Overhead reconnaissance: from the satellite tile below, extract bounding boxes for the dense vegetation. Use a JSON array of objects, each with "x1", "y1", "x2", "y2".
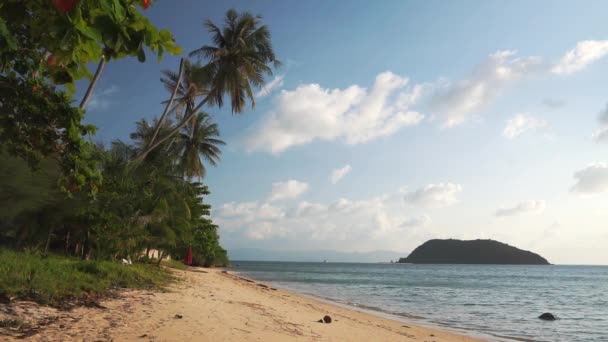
[
  {"x1": 0, "y1": 0, "x2": 279, "y2": 284},
  {"x1": 399, "y1": 239, "x2": 550, "y2": 265}
]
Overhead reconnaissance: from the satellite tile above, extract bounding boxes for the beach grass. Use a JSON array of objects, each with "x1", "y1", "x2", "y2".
[
  {"x1": 0, "y1": 249, "x2": 172, "y2": 306},
  {"x1": 161, "y1": 259, "x2": 188, "y2": 270}
]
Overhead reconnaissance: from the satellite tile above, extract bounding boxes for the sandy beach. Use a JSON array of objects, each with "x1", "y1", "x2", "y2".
[{"x1": 0, "y1": 268, "x2": 483, "y2": 341}]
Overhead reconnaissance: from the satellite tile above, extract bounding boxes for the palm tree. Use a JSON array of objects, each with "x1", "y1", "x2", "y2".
[
  {"x1": 160, "y1": 60, "x2": 209, "y2": 120},
  {"x1": 189, "y1": 8, "x2": 281, "y2": 113},
  {"x1": 175, "y1": 112, "x2": 225, "y2": 180},
  {"x1": 138, "y1": 8, "x2": 279, "y2": 159}
]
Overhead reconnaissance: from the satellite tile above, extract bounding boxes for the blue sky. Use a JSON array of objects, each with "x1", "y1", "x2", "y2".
[{"x1": 83, "y1": 0, "x2": 608, "y2": 264}]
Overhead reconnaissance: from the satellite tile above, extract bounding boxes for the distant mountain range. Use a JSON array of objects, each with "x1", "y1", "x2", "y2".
[{"x1": 228, "y1": 248, "x2": 406, "y2": 263}]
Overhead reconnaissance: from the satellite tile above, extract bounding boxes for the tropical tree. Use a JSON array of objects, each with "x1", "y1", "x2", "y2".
[
  {"x1": 175, "y1": 112, "x2": 225, "y2": 180},
  {"x1": 0, "y1": 0, "x2": 181, "y2": 192},
  {"x1": 138, "y1": 8, "x2": 280, "y2": 159}
]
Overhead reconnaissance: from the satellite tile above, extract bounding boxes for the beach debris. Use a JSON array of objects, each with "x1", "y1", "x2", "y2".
[
  {"x1": 538, "y1": 312, "x2": 556, "y2": 320},
  {"x1": 139, "y1": 334, "x2": 148, "y2": 338},
  {"x1": 174, "y1": 314, "x2": 183, "y2": 319},
  {"x1": 323, "y1": 315, "x2": 332, "y2": 323}
]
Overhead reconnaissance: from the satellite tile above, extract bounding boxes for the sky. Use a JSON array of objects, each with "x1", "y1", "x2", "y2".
[{"x1": 83, "y1": 0, "x2": 608, "y2": 265}]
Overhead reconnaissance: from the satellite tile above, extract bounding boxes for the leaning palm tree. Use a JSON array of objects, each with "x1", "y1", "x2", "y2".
[
  {"x1": 160, "y1": 60, "x2": 209, "y2": 120},
  {"x1": 138, "y1": 8, "x2": 279, "y2": 159},
  {"x1": 174, "y1": 112, "x2": 225, "y2": 180}
]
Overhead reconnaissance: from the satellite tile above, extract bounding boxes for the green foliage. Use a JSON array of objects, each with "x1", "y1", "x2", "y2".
[
  {"x1": 0, "y1": 0, "x2": 181, "y2": 192},
  {"x1": 0, "y1": 249, "x2": 170, "y2": 305},
  {"x1": 0, "y1": 0, "x2": 181, "y2": 90},
  {"x1": 0, "y1": 77, "x2": 102, "y2": 193}
]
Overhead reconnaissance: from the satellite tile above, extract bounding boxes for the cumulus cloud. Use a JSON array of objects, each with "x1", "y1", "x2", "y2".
[
  {"x1": 552, "y1": 40, "x2": 608, "y2": 75},
  {"x1": 215, "y1": 194, "x2": 428, "y2": 243},
  {"x1": 255, "y1": 74, "x2": 285, "y2": 98},
  {"x1": 218, "y1": 201, "x2": 285, "y2": 221},
  {"x1": 495, "y1": 200, "x2": 546, "y2": 217},
  {"x1": 213, "y1": 180, "x2": 434, "y2": 246},
  {"x1": 245, "y1": 72, "x2": 424, "y2": 154},
  {"x1": 330, "y1": 165, "x2": 352, "y2": 184},
  {"x1": 268, "y1": 180, "x2": 309, "y2": 202},
  {"x1": 87, "y1": 85, "x2": 119, "y2": 111},
  {"x1": 403, "y1": 183, "x2": 463, "y2": 208},
  {"x1": 430, "y1": 50, "x2": 544, "y2": 127},
  {"x1": 503, "y1": 113, "x2": 548, "y2": 139},
  {"x1": 571, "y1": 163, "x2": 608, "y2": 194}
]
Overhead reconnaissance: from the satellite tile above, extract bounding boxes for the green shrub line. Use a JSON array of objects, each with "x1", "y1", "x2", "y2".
[{"x1": 0, "y1": 249, "x2": 173, "y2": 306}]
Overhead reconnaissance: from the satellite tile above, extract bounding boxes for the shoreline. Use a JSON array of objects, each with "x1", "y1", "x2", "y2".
[
  {"x1": 1, "y1": 267, "x2": 485, "y2": 341},
  {"x1": 230, "y1": 270, "x2": 512, "y2": 342}
]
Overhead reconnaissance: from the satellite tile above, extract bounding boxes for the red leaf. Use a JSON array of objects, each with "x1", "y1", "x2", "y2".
[
  {"x1": 143, "y1": 0, "x2": 150, "y2": 9},
  {"x1": 54, "y1": 0, "x2": 79, "y2": 13}
]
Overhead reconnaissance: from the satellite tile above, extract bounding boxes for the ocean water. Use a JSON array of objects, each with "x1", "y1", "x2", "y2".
[{"x1": 232, "y1": 261, "x2": 608, "y2": 341}]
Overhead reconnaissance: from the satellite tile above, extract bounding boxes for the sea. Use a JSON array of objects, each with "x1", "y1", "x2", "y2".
[{"x1": 232, "y1": 261, "x2": 608, "y2": 341}]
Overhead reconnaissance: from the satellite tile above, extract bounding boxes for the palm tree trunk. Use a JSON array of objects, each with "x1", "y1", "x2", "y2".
[
  {"x1": 135, "y1": 96, "x2": 209, "y2": 160},
  {"x1": 79, "y1": 56, "x2": 106, "y2": 110},
  {"x1": 149, "y1": 58, "x2": 185, "y2": 146}
]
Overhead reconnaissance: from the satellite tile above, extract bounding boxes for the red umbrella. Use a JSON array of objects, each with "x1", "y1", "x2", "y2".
[{"x1": 184, "y1": 245, "x2": 193, "y2": 266}]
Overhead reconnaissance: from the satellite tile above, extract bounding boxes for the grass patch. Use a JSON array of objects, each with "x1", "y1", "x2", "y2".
[
  {"x1": 161, "y1": 259, "x2": 187, "y2": 270},
  {"x1": 0, "y1": 249, "x2": 172, "y2": 306}
]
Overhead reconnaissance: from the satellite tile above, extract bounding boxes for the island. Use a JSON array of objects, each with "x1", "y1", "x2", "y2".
[{"x1": 398, "y1": 239, "x2": 550, "y2": 265}]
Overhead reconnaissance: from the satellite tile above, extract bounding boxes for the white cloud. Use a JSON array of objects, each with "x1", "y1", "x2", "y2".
[
  {"x1": 268, "y1": 180, "x2": 309, "y2": 202},
  {"x1": 330, "y1": 165, "x2": 352, "y2": 184},
  {"x1": 495, "y1": 200, "x2": 546, "y2": 217},
  {"x1": 503, "y1": 113, "x2": 548, "y2": 139},
  {"x1": 552, "y1": 40, "x2": 608, "y2": 75},
  {"x1": 571, "y1": 163, "x2": 608, "y2": 194},
  {"x1": 400, "y1": 215, "x2": 431, "y2": 228},
  {"x1": 293, "y1": 201, "x2": 327, "y2": 217},
  {"x1": 404, "y1": 183, "x2": 463, "y2": 208},
  {"x1": 592, "y1": 126, "x2": 608, "y2": 142},
  {"x1": 218, "y1": 201, "x2": 285, "y2": 222},
  {"x1": 430, "y1": 50, "x2": 544, "y2": 127},
  {"x1": 87, "y1": 85, "x2": 119, "y2": 111},
  {"x1": 215, "y1": 193, "x2": 428, "y2": 244},
  {"x1": 213, "y1": 181, "x2": 433, "y2": 246},
  {"x1": 246, "y1": 72, "x2": 424, "y2": 154},
  {"x1": 255, "y1": 75, "x2": 285, "y2": 98}
]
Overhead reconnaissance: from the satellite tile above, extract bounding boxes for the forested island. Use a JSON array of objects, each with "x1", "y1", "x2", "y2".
[{"x1": 398, "y1": 239, "x2": 550, "y2": 265}]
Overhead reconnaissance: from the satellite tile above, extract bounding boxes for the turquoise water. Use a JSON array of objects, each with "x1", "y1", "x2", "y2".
[{"x1": 232, "y1": 261, "x2": 608, "y2": 341}]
